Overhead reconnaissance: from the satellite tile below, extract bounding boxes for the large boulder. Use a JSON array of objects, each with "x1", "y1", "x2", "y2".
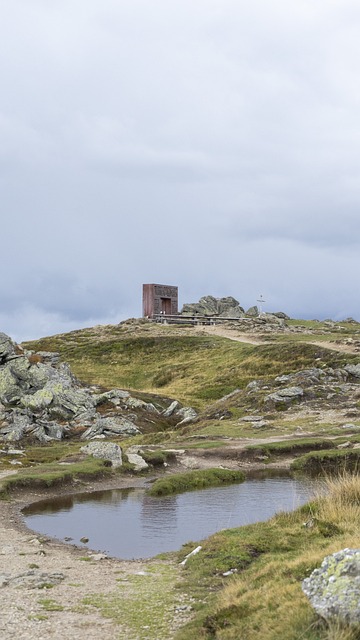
[
  {"x1": 302, "y1": 549, "x2": 360, "y2": 625},
  {"x1": 181, "y1": 295, "x2": 245, "y2": 318},
  {"x1": 80, "y1": 441, "x2": 123, "y2": 468}
]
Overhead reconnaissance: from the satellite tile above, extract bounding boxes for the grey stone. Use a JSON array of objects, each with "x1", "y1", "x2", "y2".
[
  {"x1": 20, "y1": 388, "x2": 54, "y2": 412},
  {"x1": 342, "y1": 424, "x2": 360, "y2": 431},
  {"x1": 175, "y1": 407, "x2": 198, "y2": 426},
  {"x1": 81, "y1": 416, "x2": 140, "y2": 440},
  {"x1": 266, "y1": 386, "x2": 304, "y2": 404},
  {"x1": 163, "y1": 400, "x2": 181, "y2": 417},
  {"x1": 80, "y1": 441, "x2": 122, "y2": 467},
  {"x1": 36, "y1": 351, "x2": 61, "y2": 364},
  {"x1": 251, "y1": 421, "x2": 268, "y2": 429},
  {"x1": 124, "y1": 397, "x2": 159, "y2": 413},
  {"x1": 246, "y1": 380, "x2": 263, "y2": 392},
  {"x1": 0, "y1": 412, "x2": 33, "y2": 441},
  {"x1": 275, "y1": 375, "x2": 291, "y2": 385},
  {"x1": 246, "y1": 306, "x2": 259, "y2": 317},
  {"x1": 0, "y1": 366, "x2": 23, "y2": 405},
  {"x1": 0, "y1": 570, "x2": 65, "y2": 589},
  {"x1": 0, "y1": 333, "x2": 16, "y2": 363},
  {"x1": 302, "y1": 549, "x2": 360, "y2": 625},
  {"x1": 94, "y1": 389, "x2": 130, "y2": 405},
  {"x1": 337, "y1": 441, "x2": 352, "y2": 449},
  {"x1": 126, "y1": 453, "x2": 149, "y2": 471},
  {"x1": 344, "y1": 364, "x2": 360, "y2": 378}
]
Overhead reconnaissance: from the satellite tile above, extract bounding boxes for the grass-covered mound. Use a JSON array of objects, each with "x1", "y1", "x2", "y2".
[
  {"x1": 174, "y1": 473, "x2": 360, "y2": 640},
  {"x1": 146, "y1": 468, "x2": 245, "y2": 497},
  {"x1": 292, "y1": 449, "x2": 360, "y2": 474},
  {"x1": 0, "y1": 457, "x2": 113, "y2": 497}
]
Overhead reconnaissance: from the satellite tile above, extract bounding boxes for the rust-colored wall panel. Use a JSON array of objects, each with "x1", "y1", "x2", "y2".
[{"x1": 143, "y1": 284, "x2": 178, "y2": 317}]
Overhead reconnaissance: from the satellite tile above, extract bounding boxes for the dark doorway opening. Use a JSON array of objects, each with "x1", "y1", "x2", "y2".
[{"x1": 161, "y1": 298, "x2": 172, "y2": 314}]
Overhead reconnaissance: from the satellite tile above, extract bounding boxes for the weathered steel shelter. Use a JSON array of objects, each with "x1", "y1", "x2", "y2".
[{"x1": 143, "y1": 284, "x2": 178, "y2": 318}]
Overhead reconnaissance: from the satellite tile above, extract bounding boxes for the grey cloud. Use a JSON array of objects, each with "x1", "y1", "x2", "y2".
[{"x1": 1, "y1": 1, "x2": 360, "y2": 340}]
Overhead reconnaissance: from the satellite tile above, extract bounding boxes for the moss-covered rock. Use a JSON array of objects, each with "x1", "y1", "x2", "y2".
[{"x1": 302, "y1": 548, "x2": 360, "y2": 625}]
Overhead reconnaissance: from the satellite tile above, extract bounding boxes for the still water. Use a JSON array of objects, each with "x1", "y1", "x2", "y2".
[{"x1": 23, "y1": 473, "x2": 314, "y2": 560}]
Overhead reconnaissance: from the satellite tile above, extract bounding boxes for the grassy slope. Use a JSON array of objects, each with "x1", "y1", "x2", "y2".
[
  {"x1": 19, "y1": 319, "x2": 360, "y2": 639},
  {"x1": 22, "y1": 321, "x2": 358, "y2": 411},
  {"x1": 174, "y1": 473, "x2": 360, "y2": 640}
]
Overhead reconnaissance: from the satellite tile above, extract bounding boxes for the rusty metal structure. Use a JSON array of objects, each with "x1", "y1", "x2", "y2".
[{"x1": 142, "y1": 284, "x2": 178, "y2": 318}]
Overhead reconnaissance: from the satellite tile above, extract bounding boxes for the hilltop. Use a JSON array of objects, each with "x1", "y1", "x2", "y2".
[{"x1": 0, "y1": 316, "x2": 360, "y2": 640}]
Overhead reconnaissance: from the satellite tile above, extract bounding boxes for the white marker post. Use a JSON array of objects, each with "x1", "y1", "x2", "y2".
[{"x1": 257, "y1": 295, "x2": 266, "y2": 315}]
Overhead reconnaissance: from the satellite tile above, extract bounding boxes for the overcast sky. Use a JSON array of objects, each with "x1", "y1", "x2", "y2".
[{"x1": 1, "y1": 0, "x2": 360, "y2": 341}]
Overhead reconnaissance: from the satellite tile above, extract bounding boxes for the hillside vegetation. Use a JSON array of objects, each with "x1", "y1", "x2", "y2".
[
  {"x1": 17, "y1": 317, "x2": 360, "y2": 639},
  {"x1": 22, "y1": 319, "x2": 358, "y2": 410}
]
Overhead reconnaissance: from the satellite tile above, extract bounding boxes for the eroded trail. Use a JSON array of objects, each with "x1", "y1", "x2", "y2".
[
  {"x1": 192, "y1": 324, "x2": 264, "y2": 345},
  {"x1": 194, "y1": 324, "x2": 360, "y2": 354}
]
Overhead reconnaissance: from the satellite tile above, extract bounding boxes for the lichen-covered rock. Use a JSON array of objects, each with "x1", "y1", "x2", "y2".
[
  {"x1": 20, "y1": 388, "x2": 54, "y2": 412},
  {"x1": 0, "y1": 333, "x2": 16, "y2": 363},
  {"x1": 80, "y1": 441, "x2": 122, "y2": 467},
  {"x1": 0, "y1": 367, "x2": 22, "y2": 405},
  {"x1": 302, "y1": 549, "x2": 360, "y2": 625},
  {"x1": 175, "y1": 406, "x2": 198, "y2": 426}
]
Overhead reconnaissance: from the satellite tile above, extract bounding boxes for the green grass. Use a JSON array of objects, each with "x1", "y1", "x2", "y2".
[
  {"x1": 244, "y1": 437, "x2": 342, "y2": 457},
  {"x1": 146, "y1": 468, "x2": 245, "y2": 497},
  {"x1": 173, "y1": 473, "x2": 360, "y2": 640},
  {"x1": 38, "y1": 598, "x2": 64, "y2": 612},
  {"x1": 0, "y1": 457, "x2": 114, "y2": 497},
  {"x1": 22, "y1": 324, "x2": 358, "y2": 409}
]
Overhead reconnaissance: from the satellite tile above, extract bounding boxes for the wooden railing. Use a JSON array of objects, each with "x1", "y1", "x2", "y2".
[{"x1": 152, "y1": 314, "x2": 254, "y2": 325}]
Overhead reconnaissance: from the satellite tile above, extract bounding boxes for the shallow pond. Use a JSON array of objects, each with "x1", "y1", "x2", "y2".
[{"x1": 23, "y1": 472, "x2": 315, "y2": 560}]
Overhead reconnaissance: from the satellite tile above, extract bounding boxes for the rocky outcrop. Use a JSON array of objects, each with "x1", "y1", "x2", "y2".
[
  {"x1": 0, "y1": 332, "x2": 195, "y2": 443},
  {"x1": 181, "y1": 296, "x2": 245, "y2": 318},
  {"x1": 302, "y1": 549, "x2": 360, "y2": 625},
  {"x1": 240, "y1": 363, "x2": 360, "y2": 416},
  {"x1": 181, "y1": 298, "x2": 291, "y2": 321}
]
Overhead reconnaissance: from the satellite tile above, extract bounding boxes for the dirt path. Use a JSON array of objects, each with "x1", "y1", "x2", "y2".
[
  {"x1": 192, "y1": 325, "x2": 264, "y2": 345},
  {"x1": 0, "y1": 476, "x2": 193, "y2": 640},
  {"x1": 194, "y1": 325, "x2": 360, "y2": 354}
]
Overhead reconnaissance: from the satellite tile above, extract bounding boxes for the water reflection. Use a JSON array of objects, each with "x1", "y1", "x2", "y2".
[{"x1": 23, "y1": 474, "x2": 315, "y2": 560}]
